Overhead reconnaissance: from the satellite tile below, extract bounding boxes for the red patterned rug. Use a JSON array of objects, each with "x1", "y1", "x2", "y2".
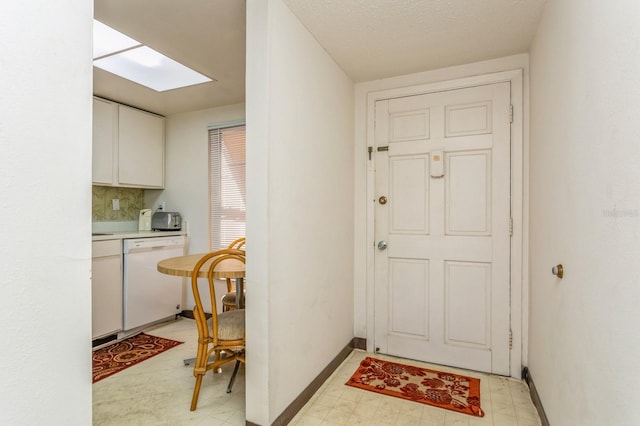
[
  {"x1": 92, "y1": 333, "x2": 183, "y2": 383},
  {"x1": 346, "y1": 357, "x2": 484, "y2": 417}
]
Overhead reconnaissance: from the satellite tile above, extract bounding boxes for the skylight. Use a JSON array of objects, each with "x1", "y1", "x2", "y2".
[{"x1": 93, "y1": 20, "x2": 213, "y2": 92}]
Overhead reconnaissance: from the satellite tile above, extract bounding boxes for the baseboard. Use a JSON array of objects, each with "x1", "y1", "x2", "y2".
[
  {"x1": 522, "y1": 367, "x2": 550, "y2": 426},
  {"x1": 180, "y1": 309, "x2": 195, "y2": 319},
  {"x1": 246, "y1": 337, "x2": 365, "y2": 426},
  {"x1": 352, "y1": 337, "x2": 366, "y2": 350},
  {"x1": 92, "y1": 333, "x2": 118, "y2": 349},
  {"x1": 180, "y1": 309, "x2": 211, "y2": 320}
]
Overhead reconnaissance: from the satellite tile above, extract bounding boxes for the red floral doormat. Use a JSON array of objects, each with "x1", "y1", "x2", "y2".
[
  {"x1": 92, "y1": 333, "x2": 183, "y2": 383},
  {"x1": 346, "y1": 357, "x2": 484, "y2": 417}
]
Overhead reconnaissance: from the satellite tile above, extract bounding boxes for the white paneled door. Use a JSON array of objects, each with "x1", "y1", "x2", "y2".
[{"x1": 374, "y1": 82, "x2": 511, "y2": 375}]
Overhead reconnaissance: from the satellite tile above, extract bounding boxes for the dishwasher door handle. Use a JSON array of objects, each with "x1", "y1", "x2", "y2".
[{"x1": 126, "y1": 244, "x2": 182, "y2": 254}]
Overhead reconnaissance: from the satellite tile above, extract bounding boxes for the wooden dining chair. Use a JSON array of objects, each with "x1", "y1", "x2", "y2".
[
  {"x1": 190, "y1": 248, "x2": 246, "y2": 411},
  {"x1": 222, "y1": 237, "x2": 246, "y2": 312}
]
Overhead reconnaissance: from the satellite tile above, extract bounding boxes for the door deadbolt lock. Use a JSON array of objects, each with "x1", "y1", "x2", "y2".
[
  {"x1": 378, "y1": 196, "x2": 388, "y2": 205},
  {"x1": 377, "y1": 240, "x2": 388, "y2": 250}
]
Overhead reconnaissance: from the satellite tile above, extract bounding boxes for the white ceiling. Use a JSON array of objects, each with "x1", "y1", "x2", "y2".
[
  {"x1": 94, "y1": 0, "x2": 547, "y2": 116},
  {"x1": 283, "y1": 0, "x2": 548, "y2": 82},
  {"x1": 93, "y1": 0, "x2": 246, "y2": 116}
]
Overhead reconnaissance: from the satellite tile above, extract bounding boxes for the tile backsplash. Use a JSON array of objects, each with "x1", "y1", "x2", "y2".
[{"x1": 92, "y1": 186, "x2": 144, "y2": 221}]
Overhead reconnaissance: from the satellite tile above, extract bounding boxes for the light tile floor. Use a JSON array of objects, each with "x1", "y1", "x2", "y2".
[
  {"x1": 93, "y1": 318, "x2": 541, "y2": 426},
  {"x1": 291, "y1": 351, "x2": 541, "y2": 426},
  {"x1": 93, "y1": 318, "x2": 245, "y2": 426}
]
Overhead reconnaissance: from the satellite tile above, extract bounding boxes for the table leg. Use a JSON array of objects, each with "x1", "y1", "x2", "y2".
[
  {"x1": 236, "y1": 277, "x2": 244, "y2": 309},
  {"x1": 226, "y1": 360, "x2": 242, "y2": 393}
]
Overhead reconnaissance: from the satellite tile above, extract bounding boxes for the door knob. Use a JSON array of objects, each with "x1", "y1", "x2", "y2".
[
  {"x1": 377, "y1": 240, "x2": 388, "y2": 250},
  {"x1": 552, "y1": 264, "x2": 564, "y2": 279}
]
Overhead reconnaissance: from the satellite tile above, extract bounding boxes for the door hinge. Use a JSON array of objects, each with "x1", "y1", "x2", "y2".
[
  {"x1": 509, "y1": 330, "x2": 513, "y2": 349},
  {"x1": 509, "y1": 104, "x2": 514, "y2": 123},
  {"x1": 368, "y1": 146, "x2": 373, "y2": 160},
  {"x1": 509, "y1": 217, "x2": 513, "y2": 236}
]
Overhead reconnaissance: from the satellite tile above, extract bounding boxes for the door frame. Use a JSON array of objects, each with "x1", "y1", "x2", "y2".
[{"x1": 364, "y1": 69, "x2": 525, "y2": 378}]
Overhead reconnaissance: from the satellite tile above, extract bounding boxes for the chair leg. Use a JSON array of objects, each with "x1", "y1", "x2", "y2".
[
  {"x1": 191, "y1": 337, "x2": 209, "y2": 411},
  {"x1": 226, "y1": 360, "x2": 242, "y2": 393},
  {"x1": 190, "y1": 374, "x2": 203, "y2": 411}
]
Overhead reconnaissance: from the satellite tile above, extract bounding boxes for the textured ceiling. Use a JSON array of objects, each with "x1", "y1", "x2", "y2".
[
  {"x1": 283, "y1": 0, "x2": 547, "y2": 82},
  {"x1": 93, "y1": 0, "x2": 546, "y2": 116}
]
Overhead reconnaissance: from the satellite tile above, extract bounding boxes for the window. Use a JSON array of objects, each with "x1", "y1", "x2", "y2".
[{"x1": 209, "y1": 123, "x2": 246, "y2": 250}]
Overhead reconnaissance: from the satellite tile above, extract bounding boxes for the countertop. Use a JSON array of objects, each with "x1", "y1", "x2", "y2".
[{"x1": 92, "y1": 230, "x2": 187, "y2": 241}]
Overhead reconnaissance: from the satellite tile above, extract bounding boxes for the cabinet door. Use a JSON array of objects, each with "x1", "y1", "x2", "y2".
[
  {"x1": 118, "y1": 105, "x2": 165, "y2": 188},
  {"x1": 92, "y1": 98, "x2": 117, "y2": 185},
  {"x1": 92, "y1": 242, "x2": 123, "y2": 339}
]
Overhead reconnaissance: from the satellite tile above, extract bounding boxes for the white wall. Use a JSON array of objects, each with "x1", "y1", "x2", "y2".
[
  {"x1": 529, "y1": 0, "x2": 640, "y2": 424},
  {"x1": 145, "y1": 103, "x2": 245, "y2": 311},
  {"x1": 246, "y1": 0, "x2": 355, "y2": 423},
  {"x1": 0, "y1": 2, "x2": 93, "y2": 425},
  {"x1": 148, "y1": 102, "x2": 245, "y2": 254}
]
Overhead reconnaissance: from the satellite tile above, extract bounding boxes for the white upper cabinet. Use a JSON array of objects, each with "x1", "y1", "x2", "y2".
[
  {"x1": 92, "y1": 97, "x2": 165, "y2": 188},
  {"x1": 117, "y1": 105, "x2": 165, "y2": 187},
  {"x1": 92, "y1": 98, "x2": 117, "y2": 185}
]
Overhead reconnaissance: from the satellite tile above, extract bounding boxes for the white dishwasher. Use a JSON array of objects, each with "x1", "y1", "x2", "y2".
[{"x1": 123, "y1": 235, "x2": 185, "y2": 331}]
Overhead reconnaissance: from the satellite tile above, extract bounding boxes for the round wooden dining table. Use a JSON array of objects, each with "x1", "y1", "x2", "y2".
[{"x1": 157, "y1": 253, "x2": 246, "y2": 308}]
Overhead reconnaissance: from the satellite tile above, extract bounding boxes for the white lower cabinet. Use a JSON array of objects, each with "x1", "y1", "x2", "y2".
[{"x1": 92, "y1": 240, "x2": 123, "y2": 339}]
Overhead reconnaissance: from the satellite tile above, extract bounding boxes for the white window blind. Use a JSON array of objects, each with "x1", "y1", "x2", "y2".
[{"x1": 209, "y1": 124, "x2": 246, "y2": 250}]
